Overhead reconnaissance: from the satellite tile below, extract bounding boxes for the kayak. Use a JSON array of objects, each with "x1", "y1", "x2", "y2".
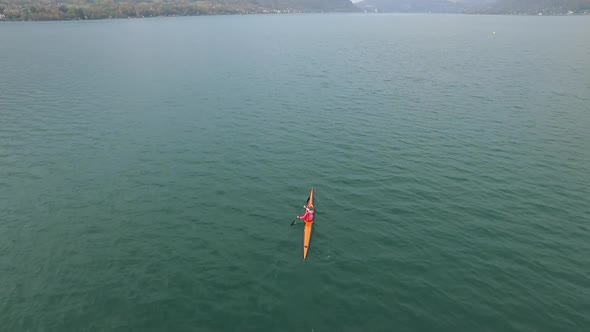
[{"x1": 303, "y1": 187, "x2": 314, "y2": 260}]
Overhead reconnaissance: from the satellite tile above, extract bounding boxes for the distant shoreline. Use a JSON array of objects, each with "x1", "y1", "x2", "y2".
[
  {"x1": 1, "y1": 9, "x2": 589, "y2": 22},
  {"x1": 0, "y1": 2, "x2": 363, "y2": 22}
]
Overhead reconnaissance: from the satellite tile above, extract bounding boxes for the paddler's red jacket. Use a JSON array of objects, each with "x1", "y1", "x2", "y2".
[{"x1": 299, "y1": 210, "x2": 315, "y2": 222}]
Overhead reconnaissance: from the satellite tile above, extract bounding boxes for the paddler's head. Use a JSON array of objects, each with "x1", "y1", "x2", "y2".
[{"x1": 307, "y1": 207, "x2": 314, "y2": 213}]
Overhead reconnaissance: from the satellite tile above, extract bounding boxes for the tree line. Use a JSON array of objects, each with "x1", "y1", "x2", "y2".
[{"x1": 0, "y1": 2, "x2": 291, "y2": 20}]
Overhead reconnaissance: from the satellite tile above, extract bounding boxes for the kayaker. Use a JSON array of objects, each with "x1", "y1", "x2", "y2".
[{"x1": 298, "y1": 206, "x2": 315, "y2": 223}]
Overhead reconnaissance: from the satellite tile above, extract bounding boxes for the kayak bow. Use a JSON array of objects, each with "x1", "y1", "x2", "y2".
[{"x1": 303, "y1": 187, "x2": 314, "y2": 260}]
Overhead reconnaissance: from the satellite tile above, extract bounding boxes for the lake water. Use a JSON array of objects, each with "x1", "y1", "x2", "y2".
[{"x1": 1, "y1": 14, "x2": 589, "y2": 331}]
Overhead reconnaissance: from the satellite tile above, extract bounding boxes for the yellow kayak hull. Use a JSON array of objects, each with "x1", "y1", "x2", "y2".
[{"x1": 303, "y1": 187, "x2": 314, "y2": 260}]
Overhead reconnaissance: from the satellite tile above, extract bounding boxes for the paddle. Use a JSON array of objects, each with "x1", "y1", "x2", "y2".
[{"x1": 290, "y1": 196, "x2": 310, "y2": 226}]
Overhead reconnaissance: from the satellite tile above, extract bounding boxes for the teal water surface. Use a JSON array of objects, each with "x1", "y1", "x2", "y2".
[{"x1": 1, "y1": 14, "x2": 589, "y2": 331}]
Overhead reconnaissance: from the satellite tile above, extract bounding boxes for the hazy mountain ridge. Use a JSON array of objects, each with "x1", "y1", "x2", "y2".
[
  {"x1": 356, "y1": 0, "x2": 469, "y2": 13},
  {"x1": 355, "y1": 0, "x2": 590, "y2": 14},
  {"x1": 469, "y1": 0, "x2": 590, "y2": 14}
]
